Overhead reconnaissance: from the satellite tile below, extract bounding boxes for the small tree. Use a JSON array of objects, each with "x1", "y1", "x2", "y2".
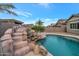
[{"x1": 32, "y1": 20, "x2": 45, "y2": 32}]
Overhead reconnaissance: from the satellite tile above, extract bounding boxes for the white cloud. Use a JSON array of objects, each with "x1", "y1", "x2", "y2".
[
  {"x1": 37, "y1": 3, "x2": 50, "y2": 8},
  {"x1": 12, "y1": 10, "x2": 32, "y2": 18},
  {"x1": 24, "y1": 18, "x2": 58, "y2": 26},
  {"x1": 41, "y1": 18, "x2": 58, "y2": 26},
  {"x1": 26, "y1": 12, "x2": 32, "y2": 16},
  {"x1": 29, "y1": 18, "x2": 58, "y2": 26},
  {"x1": 22, "y1": 18, "x2": 40, "y2": 24},
  {"x1": 14, "y1": 17, "x2": 58, "y2": 26}
]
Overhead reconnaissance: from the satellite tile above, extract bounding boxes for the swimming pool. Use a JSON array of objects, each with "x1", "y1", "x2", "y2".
[{"x1": 37, "y1": 35, "x2": 79, "y2": 56}]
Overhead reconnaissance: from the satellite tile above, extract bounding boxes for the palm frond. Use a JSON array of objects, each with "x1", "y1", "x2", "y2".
[
  {"x1": 5, "y1": 9, "x2": 18, "y2": 16},
  {"x1": 0, "y1": 4, "x2": 17, "y2": 16}
]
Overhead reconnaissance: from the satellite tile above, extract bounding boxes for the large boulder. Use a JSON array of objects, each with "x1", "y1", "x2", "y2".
[
  {"x1": 22, "y1": 31, "x2": 27, "y2": 35},
  {"x1": 14, "y1": 46, "x2": 30, "y2": 56},
  {"x1": 29, "y1": 42, "x2": 36, "y2": 50},
  {"x1": 13, "y1": 31, "x2": 27, "y2": 36},
  {"x1": 2, "y1": 40, "x2": 13, "y2": 47},
  {"x1": 16, "y1": 27, "x2": 26, "y2": 33},
  {"x1": 13, "y1": 36, "x2": 27, "y2": 41},
  {"x1": 4, "y1": 28, "x2": 13, "y2": 34},
  {"x1": 1, "y1": 34, "x2": 12, "y2": 41},
  {"x1": 39, "y1": 47, "x2": 47, "y2": 56},
  {"x1": 1, "y1": 39, "x2": 13, "y2": 56},
  {"x1": 33, "y1": 45, "x2": 40, "y2": 55},
  {"x1": 14, "y1": 41, "x2": 28, "y2": 50},
  {"x1": 13, "y1": 33, "x2": 23, "y2": 36}
]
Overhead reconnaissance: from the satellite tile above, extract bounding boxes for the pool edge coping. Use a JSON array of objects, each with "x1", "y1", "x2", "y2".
[{"x1": 43, "y1": 32, "x2": 79, "y2": 41}]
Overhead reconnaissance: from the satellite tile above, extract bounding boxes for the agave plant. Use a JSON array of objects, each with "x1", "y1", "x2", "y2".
[{"x1": 0, "y1": 4, "x2": 17, "y2": 16}]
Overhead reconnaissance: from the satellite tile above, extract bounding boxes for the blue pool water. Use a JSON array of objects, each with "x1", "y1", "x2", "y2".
[{"x1": 37, "y1": 35, "x2": 79, "y2": 56}]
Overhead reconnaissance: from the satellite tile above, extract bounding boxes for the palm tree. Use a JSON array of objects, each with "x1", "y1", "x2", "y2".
[
  {"x1": 32, "y1": 20, "x2": 45, "y2": 32},
  {"x1": 0, "y1": 4, "x2": 17, "y2": 16},
  {"x1": 36, "y1": 20, "x2": 44, "y2": 26}
]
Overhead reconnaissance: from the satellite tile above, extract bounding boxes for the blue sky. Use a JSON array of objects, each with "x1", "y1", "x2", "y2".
[{"x1": 0, "y1": 3, "x2": 79, "y2": 26}]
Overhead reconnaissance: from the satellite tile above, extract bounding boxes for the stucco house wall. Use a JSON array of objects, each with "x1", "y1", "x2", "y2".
[
  {"x1": 67, "y1": 16, "x2": 79, "y2": 34},
  {"x1": 44, "y1": 19, "x2": 66, "y2": 33},
  {"x1": 44, "y1": 25, "x2": 66, "y2": 32},
  {"x1": 53, "y1": 25, "x2": 66, "y2": 32},
  {"x1": 52, "y1": 20, "x2": 66, "y2": 32},
  {"x1": 44, "y1": 26, "x2": 54, "y2": 32}
]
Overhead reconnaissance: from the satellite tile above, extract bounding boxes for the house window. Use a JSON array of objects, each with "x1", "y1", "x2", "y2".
[
  {"x1": 77, "y1": 23, "x2": 79, "y2": 29},
  {"x1": 70, "y1": 23, "x2": 79, "y2": 29},
  {"x1": 70, "y1": 23, "x2": 75, "y2": 29},
  {"x1": 74, "y1": 23, "x2": 76, "y2": 29},
  {"x1": 70, "y1": 24, "x2": 73, "y2": 29}
]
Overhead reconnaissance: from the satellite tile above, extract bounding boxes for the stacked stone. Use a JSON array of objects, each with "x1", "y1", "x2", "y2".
[
  {"x1": 12, "y1": 27, "x2": 30, "y2": 56},
  {"x1": 0, "y1": 29, "x2": 13, "y2": 56}
]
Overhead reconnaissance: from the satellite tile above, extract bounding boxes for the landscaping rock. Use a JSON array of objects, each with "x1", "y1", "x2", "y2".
[
  {"x1": 29, "y1": 42, "x2": 36, "y2": 50},
  {"x1": 13, "y1": 33, "x2": 23, "y2": 36},
  {"x1": 0, "y1": 26, "x2": 40, "y2": 56},
  {"x1": 2, "y1": 40, "x2": 13, "y2": 47},
  {"x1": 1, "y1": 34, "x2": 12, "y2": 41},
  {"x1": 22, "y1": 31, "x2": 27, "y2": 35},
  {"x1": 4, "y1": 28, "x2": 13, "y2": 34},
  {"x1": 39, "y1": 48, "x2": 47, "y2": 56},
  {"x1": 16, "y1": 27, "x2": 26, "y2": 33},
  {"x1": 14, "y1": 46, "x2": 30, "y2": 56},
  {"x1": 14, "y1": 41, "x2": 28, "y2": 50},
  {"x1": 33, "y1": 45, "x2": 40, "y2": 55},
  {"x1": 1, "y1": 39, "x2": 13, "y2": 56},
  {"x1": 13, "y1": 36, "x2": 27, "y2": 41}
]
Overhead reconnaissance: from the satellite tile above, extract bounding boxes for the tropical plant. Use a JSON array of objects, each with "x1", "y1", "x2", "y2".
[
  {"x1": 32, "y1": 20, "x2": 45, "y2": 32},
  {"x1": 0, "y1": 4, "x2": 17, "y2": 16},
  {"x1": 36, "y1": 20, "x2": 43, "y2": 26},
  {"x1": 26, "y1": 28, "x2": 37, "y2": 42}
]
